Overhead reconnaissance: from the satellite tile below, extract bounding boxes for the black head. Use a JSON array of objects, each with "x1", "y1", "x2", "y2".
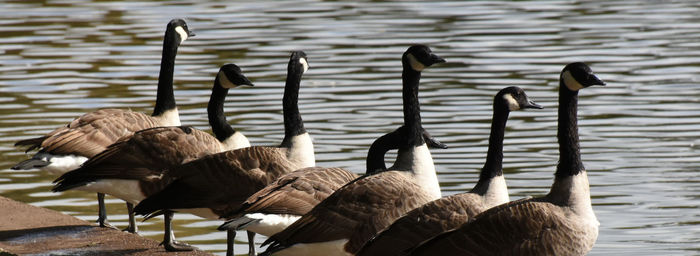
[
  {"x1": 402, "y1": 45, "x2": 446, "y2": 72},
  {"x1": 167, "y1": 19, "x2": 195, "y2": 44},
  {"x1": 217, "y1": 64, "x2": 254, "y2": 89},
  {"x1": 496, "y1": 86, "x2": 542, "y2": 111},
  {"x1": 288, "y1": 51, "x2": 309, "y2": 75},
  {"x1": 560, "y1": 62, "x2": 606, "y2": 91}
]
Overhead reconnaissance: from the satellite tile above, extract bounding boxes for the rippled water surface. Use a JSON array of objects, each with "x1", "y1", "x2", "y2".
[{"x1": 1, "y1": 0, "x2": 699, "y2": 255}]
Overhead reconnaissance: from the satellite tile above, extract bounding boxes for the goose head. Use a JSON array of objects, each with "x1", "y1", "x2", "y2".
[
  {"x1": 217, "y1": 64, "x2": 254, "y2": 89},
  {"x1": 288, "y1": 51, "x2": 309, "y2": 75},
  {"x1": 560, "y1": 62, "x2": 606, "y2": 92},
  {"x1": 497, "y1": 86, "x2": 543, "y2": 111},
  {"x1": 167, "y1": 19, "x2": 195, "y2": 44},
  {"x1": 402, "y1": 45, "x2": 446, "y2": 72}
]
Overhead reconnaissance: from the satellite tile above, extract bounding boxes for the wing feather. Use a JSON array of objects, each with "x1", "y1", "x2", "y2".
[
  {"x1": 225, "y1": 167, "x2": 358, "y2": 218},
  {"x1": 264, "y1": 171, "x2": 435, "y2": 254},
  {"x1": 133, "y1": 146, "x2": 302, "y2": 217},
  {"x1": 409, "y1": 198, "x2": 595, "y2": 256},
  {"x1": 52, "y1": 126, "x2": 224, "y2": 193},
  {"x1": 358, "y1": 193, "x2": 486, "y2": 256},
  {"x1": 23, "y1": 109, "x2": 169, "y2": 157}
]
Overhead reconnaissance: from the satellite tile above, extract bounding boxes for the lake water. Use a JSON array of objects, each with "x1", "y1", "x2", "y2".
[{"x1": 0, "y1": 0, "x2": 698, "y2": 255}]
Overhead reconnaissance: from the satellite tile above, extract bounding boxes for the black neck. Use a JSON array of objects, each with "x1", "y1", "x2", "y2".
[
  {"x1": 401, "y1": 66, "x2": 425, "y2": 148},
  {"x1": 280, "y1": 64, "x2": 306, "y2": 147},
  {"x1": 556, "y1": 80, "x2": 585, "y2": 177},
  {"x1": 207, "y1": 79, "x2": 236, "y2": 141},
  {"x1": 479, "y1": 105, "x2": 509, "y2": 180},
  {"x1": 365, "y1": 130, "x2": 401, "y2": 174},
  {"x1": 152, "y1": 30, "x2": 179, "y2": 116}
]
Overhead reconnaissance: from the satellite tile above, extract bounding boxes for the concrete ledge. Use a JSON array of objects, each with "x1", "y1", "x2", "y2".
[{"x1": 0, "y1": 196, "x2": 212, "y2": 255}]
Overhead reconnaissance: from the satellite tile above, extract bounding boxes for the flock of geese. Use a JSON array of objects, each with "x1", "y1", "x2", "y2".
[{"x1": 11, "y1": 18, "x2": 606, "y2": 256}]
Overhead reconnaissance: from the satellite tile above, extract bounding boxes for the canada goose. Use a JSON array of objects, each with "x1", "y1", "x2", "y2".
[
  {"x1": 217, "y1": 129, "x2": 446, "y2": 256},
  {"x1": 12, "y1": 18, "x2": 193, "y2": 228},
  {"x1": 52, "y1": 64, "x2": 253, "y2": 236},
  {"x1": 132, "y1": 51, "x2": 315, "y2": 254},
  {"x1": 260, "y1": 45, "x2": 445, "y2": 256},
  {"x1": 356, "y1": 86, "x2": 542, "y2": 256},
  {"x1": 408, "y1": 62, "x2": 605, "y2": 256}
]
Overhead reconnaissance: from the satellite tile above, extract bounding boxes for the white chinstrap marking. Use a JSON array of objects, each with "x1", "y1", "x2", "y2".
[
  {"x1": 241, "y1": 213, "x2": 301, "y2": 236},
  {"x1": 174, "y1": 26, "x2": 189, "y2": 42},
  {"x1": 406, "y1": 53, "x2": 426, "y2": 72},
  {"x1": 299, "y1": 57, "x2": 309, "y2": 73},
  {"x1": 217, "y1": 71, "x2": 237, "y2": 88},
  {"x1": 503, "y1": 94, "x2": 520, "y2": 111},
  {"x1": 562, "y1": 70, "x2": 584, "y2": 91}
]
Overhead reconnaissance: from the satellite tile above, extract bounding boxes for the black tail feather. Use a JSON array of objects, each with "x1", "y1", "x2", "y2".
[
  {"x1": 12, "y1": 158, "x2": 50, "y2": 170},
  {"x1": 142, "y1": 209, "x2": 169, "y2": 221},
  {"x1": 52, "y1": 171, "x2": 93, "y2": 192},
  {"x1": 14, "y1": 136, "x2": 47, "y2": 153},
  {"x1": 218, "y1": 216, "x2": 261, "y2": 231},
  {"x1": 259, "y1": 241, "x2": 287, "y2": 256}
]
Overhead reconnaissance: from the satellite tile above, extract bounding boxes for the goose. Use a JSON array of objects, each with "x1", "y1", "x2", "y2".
[
  {"x1": 52, "y1": 64, "x2": 252, "y2": 238},
  {"x1": 12, "y1": 18, "x2": 194, "y2": 229},
  {"x1": 260, "y1": 44, "x2": 445, "y2": 256},
  {"x1": 132, "y1": 50, "x2": 315, "y2": 254},
  {"x1": 217, "y1": 129, "x2": 446, "y2": 256},
  {"x1": 408, "y1": 62, "x2": 605, "y2": 256},
  {"x1": 356, "y1": 86, "x2": 542, "y2": 256}
]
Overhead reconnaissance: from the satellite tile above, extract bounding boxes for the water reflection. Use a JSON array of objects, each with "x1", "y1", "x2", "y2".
[{"x1": 1, "y1": 0, "x2": 699, "y2": 255}]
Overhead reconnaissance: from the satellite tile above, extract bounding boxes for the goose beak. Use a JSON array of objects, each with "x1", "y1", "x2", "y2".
[
  {"x1": 431, "y1": 54, "x2": 446, "y2": 64},
  {"x1": 423, "y1": 130, "x2": 448, "y2": 149},
  {"x1": 588, "y1": 74, "x2": 605, "y2": 86},
  {"x1": 188, "y1": 30, "x2": 196, "y2": 37},
  {"x1": 524, "y1": 100, "x2": 543, "y2": 109},
  {"x1": 241, "y1": 79, "x2": 254, "y2": 87}
]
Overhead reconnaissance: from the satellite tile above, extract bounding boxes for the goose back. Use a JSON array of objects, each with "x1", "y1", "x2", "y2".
[
  {"x1": 134, "y1": 146, "x2": 303, "y2": 217},
  {"x1": 408, "y1": 197, "x2": 596, "y2": 256},
  {"x1": 13, "y1": 19, "x2": 193, "y2": 173},
  {"x1": 263, "y1": 170, "x2": 435, "y2": 255}
]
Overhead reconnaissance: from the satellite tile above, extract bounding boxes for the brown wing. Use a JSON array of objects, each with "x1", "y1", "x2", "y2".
[
  {"x1": 358, "y1": 193, "x2": 487, "y2": 256},
  {"x1": 225, "y1": 167, "x2": 359, "y2": 218},
  {"x1": 27, "y1": 109, "x2": 169, "y2": 157},
  {"x1": 264, "y1": 171, "x2": 435, "y2": 254},
  {"x1": 52, "y1": 126, "x2": 223, "y2": 193},
  {"x1": 133, "y1": 146, "x2": 302, "y2": 216},
  {"x1": 409, "y1": 198, "x2": 596, "y2": 256}
]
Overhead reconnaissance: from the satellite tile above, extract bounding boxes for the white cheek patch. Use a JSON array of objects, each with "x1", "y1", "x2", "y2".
[
  {"x1": 562, "y1": 70, "x2": 584, "y2": 91},
  {"x1": 217, "y1": 72, "x2": 237, "y2": 88},
  {"x1": 175, "y1": 26, "x2": 189, "y2": 42},
  {"x1": 407, "y1": 53, "x2": 426, "y2": 72},
  {"x1": 299, "y1": 57, "x2": 309, "y2": 74},
  {"x1": 503, "y1": 94, "x2": 520, "y2": 111}
]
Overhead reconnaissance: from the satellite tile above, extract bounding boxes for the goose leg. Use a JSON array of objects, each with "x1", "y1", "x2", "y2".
[
  {"x1": 226, "y1": 229, "x2": 236, "y2": 256},
  {"x1": 161, "y1": 210, "x2": 195, "y2": 251},
  {"x1": 124, "y1": 202, "x2": 138, "y2": 233},
  {"x1": 96, "y1": 193, "x2": 116, "y2": 229},
  {"x1": 247, "y1": 231, "x2": 256, "y2": 256}
]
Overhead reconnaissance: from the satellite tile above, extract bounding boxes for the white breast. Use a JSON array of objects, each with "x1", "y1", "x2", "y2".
[
  {"x1": 391, "y1": 144, "x2": 441, "y2": 200},
  {"x1": 286, "y1": 132, "x2": 315, "y2": 168}
]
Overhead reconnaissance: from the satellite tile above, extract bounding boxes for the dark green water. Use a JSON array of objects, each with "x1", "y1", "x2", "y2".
[{"x1": 1, "y1": 0, "x2": 699, "y2": 255}]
